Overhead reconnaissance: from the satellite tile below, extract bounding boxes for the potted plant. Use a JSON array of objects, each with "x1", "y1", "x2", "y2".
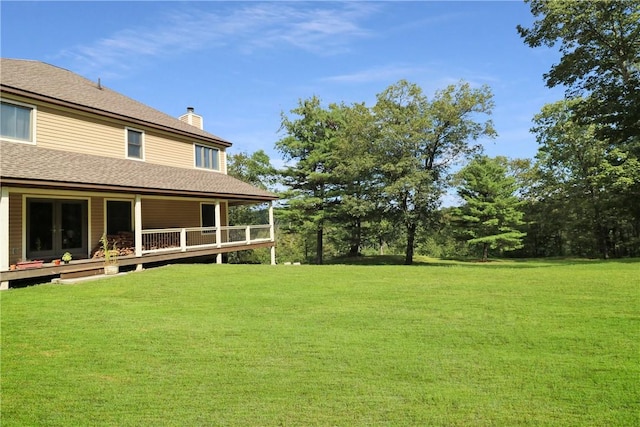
[
  {"x1": 62, "y1": 252, "x2": 72, "y2": 264},
  {"x1": 100, "y1": 234, "x2": 119, "y2": 275},
  {"x1": 53, "y1": 259, "x2": 61, "y2": 266}
]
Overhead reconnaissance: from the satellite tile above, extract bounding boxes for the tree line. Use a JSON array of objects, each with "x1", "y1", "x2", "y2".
[{"x1": 228, "y1": 0, "x2": 639, "y2": 264}]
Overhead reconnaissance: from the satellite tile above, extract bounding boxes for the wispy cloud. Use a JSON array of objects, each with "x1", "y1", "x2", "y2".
[
  {"x1": 57, "y1": 3, "x2": 379, "y2": 78},
  {"x1": 322, "y1": 64, "x2": 430, "y2": 84}
]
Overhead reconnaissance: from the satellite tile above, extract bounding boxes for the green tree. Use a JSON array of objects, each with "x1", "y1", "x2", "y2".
[
  {"x1": 373, "y1": 80, "x2": 496, "y2": 264},
  {"x1": 453, "y1": 156, "x2": 526, "y2": 261},
  {"x1": 276, "y1": 96, "x2": 343, "y2": 264},
  {"x1": 227, "y1": 150, "x2": 278, "y2": 263},
  {"x1": 331, "y1": 102, "x2": 380, "y2": 256},
  {"x1": 227, "y1": 150, "x2": 277, "y2": 191},
  {"x1": 227, "y1": 149, "x2": 277, "y2": 226},
  {"x1": 518, "y1": 0, "x2": 640, "y2": 147},
  {"x1": 518, "y1": 0, "x2": 640, "y2": 243},
  {"x1": 530, "y1": 99, "x2": 640, "y2": 258}
]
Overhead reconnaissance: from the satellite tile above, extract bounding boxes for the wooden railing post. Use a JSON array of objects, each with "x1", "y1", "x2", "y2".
[
  {"x1": 269, "y1": 202, "x2": 276, "y2": 265},
  {"x1": 269, "y1": 202, "x2": 275, "y2": 243},
  {"x1": 180, "y1": 228, "x2": 187, "y2": 252},
  {"x1": 215, "y1": 202, "x2": 222, "y2": 249},
  {"x1": 246, "y1": 226, "x2": 251, "y2": 245}
]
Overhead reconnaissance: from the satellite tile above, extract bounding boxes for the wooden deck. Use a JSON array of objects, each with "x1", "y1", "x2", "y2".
[{"x1": 0, "y1": 240, "x2": 274, "y2": 287}]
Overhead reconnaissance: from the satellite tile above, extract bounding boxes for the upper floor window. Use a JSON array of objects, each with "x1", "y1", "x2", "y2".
[
  {"x1": 126, "y1": 128, "x2": 144, "y2": 160},
  {"x1": 1, "y1": 100, "x2": 35, "y2": 143},
  {"x1": 195, "y1": 144, "x2": 219, "y2": 171}
]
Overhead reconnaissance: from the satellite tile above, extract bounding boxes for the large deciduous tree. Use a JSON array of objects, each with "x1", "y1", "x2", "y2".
[
  {"x1": 372, "y1": 80, "x2": 496, "y2": 264},
  {"x1": 227, "y1": 150, "x2": 278, "y2": 264},
  {"x1": 227, "y1": 150, "x2": 277, "y2": 191},
  {"x1": 530, "y1": 99, "x2": 640, "y2": 258},
  {"x1": 518, "y1": 0, "x2": 640, "y2": 147},
  {"x1": 453, "y1": 156, "x2": 526, "y2": 261},
  {"x1": 518, "y1": 0, "x2": 640, "y2": 258},
  {"x1": 519, "y1": 0, "x2": 640, "y2": 243}
]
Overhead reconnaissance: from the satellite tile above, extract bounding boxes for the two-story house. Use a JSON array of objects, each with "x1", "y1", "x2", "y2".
[{"x1": 0, "y1": 58, "x2": 278, "y2": 289}]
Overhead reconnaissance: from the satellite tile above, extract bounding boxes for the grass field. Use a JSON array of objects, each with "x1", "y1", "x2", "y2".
[{"x1": 1, "y1": 258, "x2": 638, "y2": 426}]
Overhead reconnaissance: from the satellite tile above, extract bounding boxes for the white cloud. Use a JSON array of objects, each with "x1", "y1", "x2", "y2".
[
  {"x1": 57, "y1": 3, "x2": 378, "y2": 78},
  {"x1": 322, "y1": 64, "x2": 430, "y2": 84}
]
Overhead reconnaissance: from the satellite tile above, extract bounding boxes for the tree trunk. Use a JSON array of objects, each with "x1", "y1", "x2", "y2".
[
  {"x1": 405, "y1": 223, "x2": 416, "y2": 265},
  {"x1": 316, "y1": 225, "x2": 323, "y2": 265},
  {"x1": 348, "y1": 219, "x2": 361, "y2": 256},
  {"x1": 482, "y1": 242, "x2": 489, "y2": 262}
]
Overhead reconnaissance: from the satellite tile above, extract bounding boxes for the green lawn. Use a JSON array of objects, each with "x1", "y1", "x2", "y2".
[{"x1": 2, "y1": 259, "x2": 638, "y2": 426}]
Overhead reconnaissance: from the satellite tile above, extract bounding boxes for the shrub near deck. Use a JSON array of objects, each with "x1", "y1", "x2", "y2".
[{"x1": 1, "y1": 260, "x2": 638, "y2": 426}]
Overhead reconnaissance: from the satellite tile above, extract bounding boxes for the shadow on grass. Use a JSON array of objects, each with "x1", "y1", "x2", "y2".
[{"x1": 325, "y1": 254, "x2": 636, "y2": 268}]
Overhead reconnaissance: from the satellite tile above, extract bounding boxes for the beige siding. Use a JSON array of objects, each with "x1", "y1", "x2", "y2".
[
  {"x1": 37, "y1": 105, "x2": 124, "y2": 158},
  {"x1": 191, "y1": 115, "x2": 203, "y2": 130},
  {"x1": 144, "y1": 133, "x2": 193, "y2": 169},
  {"x1": 4, "y1": 95, "x2": 228, "y2": 171},
  {"x1": 90, "y1": 196, "x2": 105, "y2": 252},
  {"x1": 142, "y1": 199, "x2": 200, "y2": 229},
  {"x1": 8, "y1": 192, "x2": 22, "y2": 265}
]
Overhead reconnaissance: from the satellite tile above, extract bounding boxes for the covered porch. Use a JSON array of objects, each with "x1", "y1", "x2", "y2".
[
  {"x1": 0, "y1": 187, "x2": 276, "y2": 289},
  {"x1": 0, "y1": 142, "x2": 279, "y2": 289}
]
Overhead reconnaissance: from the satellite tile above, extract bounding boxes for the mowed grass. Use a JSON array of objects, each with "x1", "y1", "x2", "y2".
[{"x1": 1, "y1": 259, "x2": 638, "y2": 426}]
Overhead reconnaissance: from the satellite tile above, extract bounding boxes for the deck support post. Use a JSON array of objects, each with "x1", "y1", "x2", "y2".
[
  {"x1": 1, "y1": 186, "x2": 10, "y2": 289},
  {"x1": 134, "y1": 195, "x2": 142, "y2": 257},
  {"x1": 0, "y1": 186, "x2": 10, "y2": 275},
  {"x1": 215, "y1": 202, "x2": 222, "y2": 249},
  {"x1": 215, "y1": 201, "x2": 222, "y2": 264},
  {"x1": 269, "y1": 202, "x2": 276, "y2": 265}
]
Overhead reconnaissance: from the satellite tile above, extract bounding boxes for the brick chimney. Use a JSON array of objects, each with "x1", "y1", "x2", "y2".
[{"x1": 179, "y1": 107, "x2": 203, "y2": 130}]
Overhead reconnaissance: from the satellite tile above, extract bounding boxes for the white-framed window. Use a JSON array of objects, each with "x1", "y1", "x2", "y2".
[
  {"x1": 126, "y1": 127, "x2": 144, "y2": 160},
  {"x1": 1, "y1": 99, "x2": 36, "y2": 143},
  {"x1": 194, "y1": 144, "x2": 220, "y2": 171}
]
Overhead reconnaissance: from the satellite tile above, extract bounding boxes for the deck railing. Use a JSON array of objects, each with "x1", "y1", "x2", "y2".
[{"x1": 141, "y1": 225, "x2": 272, "y2": 254}]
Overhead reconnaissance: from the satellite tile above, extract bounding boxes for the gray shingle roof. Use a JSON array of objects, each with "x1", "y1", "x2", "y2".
[
  {"x1": 0, "y1": 58, "x2": 230, "y2": 146},
  {"x1": 1, "y1": 141, "x2": 277, "y2": 202}
]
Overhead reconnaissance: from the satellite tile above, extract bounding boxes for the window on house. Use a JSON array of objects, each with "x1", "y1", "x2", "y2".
[
  {"x1": 1, "y1": 101, "x2": 34, "y2": 142},
  {"x1": 127, "y1": 128, "x2": 143, "y2": 159},
  {"x1": 106, "y1": 200, "x2": 133, "y2": 235},
  {"x1": 201, "y1": 203, "x2": 216, "y2": 228},
  {"x1": 195, "y1": 144, "x2": 219, "y2": 170}
]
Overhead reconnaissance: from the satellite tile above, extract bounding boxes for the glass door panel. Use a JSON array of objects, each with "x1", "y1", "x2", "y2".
[
  {"x1": 60, "y1": 202, "x2": 84, "y2": 250},
  {"x1": 27, "y1": 199, "x2": 88, "y2": 260},
  {"x1": 27, "y1": 201, "x2": 55, "y2": 259}
]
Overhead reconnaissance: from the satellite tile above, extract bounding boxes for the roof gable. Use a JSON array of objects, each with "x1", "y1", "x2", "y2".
[{"x1": 0, "y1": 58, "x2": 230, "y2": 146}]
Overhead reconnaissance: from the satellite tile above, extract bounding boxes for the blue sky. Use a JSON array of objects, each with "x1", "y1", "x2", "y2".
[{"x1": 2, "y1": 1, "x2": 564, "y2": 169}]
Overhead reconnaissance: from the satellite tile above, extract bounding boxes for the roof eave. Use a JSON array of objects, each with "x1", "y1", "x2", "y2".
[
  {"x1": 0, "y1": 177, "x2": 278, "y2": 203},
  {"x1": 0, "y1": 85, "x2": 233, "y2": 148}
]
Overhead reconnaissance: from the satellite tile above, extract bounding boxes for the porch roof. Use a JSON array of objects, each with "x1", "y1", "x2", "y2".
[{"x1": 0, "y1": 142, "x2": 277, "y2": 204}]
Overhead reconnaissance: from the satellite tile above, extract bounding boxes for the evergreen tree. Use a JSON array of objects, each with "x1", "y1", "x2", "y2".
[
  {"x1": 275, "y1": 97, "x2": 343, "y2": 264},
  {"x1": 453, "y1": 156, "x2": 526, "y2": 261}
]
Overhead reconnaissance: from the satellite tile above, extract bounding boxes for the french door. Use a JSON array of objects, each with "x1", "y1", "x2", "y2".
[{"x1": 26, "y1": 199, "x2": 88, "y2": 260}]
